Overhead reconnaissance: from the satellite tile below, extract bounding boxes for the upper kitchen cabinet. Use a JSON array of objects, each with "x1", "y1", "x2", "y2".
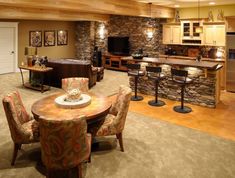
[
  {"x1": 163, "y1": 24, "x2": 181, "y2": 45},
  {"x1": 181, "y1": 20, "x2": 202, "y2": 44},
  {"x1": 203, "y1": 23, "x2": 226, "y2": 46}
]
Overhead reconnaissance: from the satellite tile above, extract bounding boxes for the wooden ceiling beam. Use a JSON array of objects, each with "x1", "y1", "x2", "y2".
[
  {"x1": 0, "y1": 0, "x2": 174, "y2": 18},
  {"x1": 0, "y1": 5, "x2": 109, "y2": 21}
]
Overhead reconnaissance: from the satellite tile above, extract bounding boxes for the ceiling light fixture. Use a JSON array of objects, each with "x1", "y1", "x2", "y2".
[
  {"x1": 146, "y1": 2, "x2": 154, "y2": 39},
  {"x1": 209, "y1": 2, "x2": 215, "y2": 5},
  {"x1": 174, "y1": 4, "x2": 180, "y2": 8},
  {"x1": 195, "y1": 0, "x2": 203, "y2": 33}
]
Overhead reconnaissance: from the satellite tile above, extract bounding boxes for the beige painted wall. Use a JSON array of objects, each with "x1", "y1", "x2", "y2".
[
  {"x1": 18, "y1": 20, "x2": 76, "y2": 65},
  {"x1": 178, "y1": 4, "x2": 235, "y2": 20}
]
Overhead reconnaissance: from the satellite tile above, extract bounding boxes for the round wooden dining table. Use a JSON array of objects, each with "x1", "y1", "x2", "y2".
[{"x1": 31, "y1": 92, "x2": 112, "y2": 123}]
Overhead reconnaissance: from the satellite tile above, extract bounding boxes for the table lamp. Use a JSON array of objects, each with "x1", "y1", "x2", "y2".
[{"x1": 25, "y1": 47, "x2": 37, "y2": 67}]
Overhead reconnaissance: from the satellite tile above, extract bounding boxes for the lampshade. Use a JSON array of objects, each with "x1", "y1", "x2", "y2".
[{"x1": 24, "y1": 47, "x2": 37, "y2": 56}]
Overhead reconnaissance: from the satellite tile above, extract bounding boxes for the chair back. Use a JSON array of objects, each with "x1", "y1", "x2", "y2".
[
  {"x1": 127, "y1": 63, "x2": 141, "y2": 70},
  {"x1": 127, "y1": 63, "x2": 142, "y2": 76},
  {"x1": 2, "y1": 91, "x2": 32, "y2": 143},
  {"x1": 171, "y1": 68, "x2": 188, "y2": 83},
  {"x1": 146, "y1": 66, "x2": 162, "y2": 78},
  {"x1": 62, "y1": 77, "x2": 89, "y2": 93},
  {"x1": 39, "y1": 116, "x2": 90, "y2": 170},
  {"x1": 109, "y1": 85, "x2": 132, "y2": 132}
]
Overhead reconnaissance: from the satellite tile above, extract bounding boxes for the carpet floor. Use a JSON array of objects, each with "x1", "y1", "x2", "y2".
[{"x1": 0, "y1": 70, "x2": 235, "y2": 178}]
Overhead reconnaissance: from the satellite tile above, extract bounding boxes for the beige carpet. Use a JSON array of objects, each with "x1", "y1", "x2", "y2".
[{"x1": 0, "y1": 70, "x2": 235, "y2": 178}]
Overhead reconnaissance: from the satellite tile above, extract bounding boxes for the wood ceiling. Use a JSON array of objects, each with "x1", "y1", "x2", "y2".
[
  {"x1": 136, "y1": 0, "x2": 235, "y2": 8},
  {"x1": 0, "y1": 0, "x2": 175, "y2": 21}
]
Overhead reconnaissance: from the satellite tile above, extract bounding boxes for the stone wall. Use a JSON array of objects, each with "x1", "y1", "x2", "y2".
[
  {"x1": 75, "y1": 15, "x2": 166, "y2": 60},
  {"x1": 75, "y1": 21, "x2": 95, "y2": 60},
  {"x1": 97, "y1": 15, "x2": 165, "y2": 57},
  {"x1": 129, "y1": 64, "x2": 217, "y2": 108}
]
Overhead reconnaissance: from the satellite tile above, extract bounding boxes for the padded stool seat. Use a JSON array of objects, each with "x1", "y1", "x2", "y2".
[
  {"x1": 127, "y1": 63, "x2": 145, "y2": 101},
  {"x1": 128, "y1": 70, "x2": 145, "y2": 76},
  {"x1": 171, "y1": 68, "x2": 193, "y2": 113},
  {"x1": 146, "y1": 66, "x2": 165, "y2": 107}
]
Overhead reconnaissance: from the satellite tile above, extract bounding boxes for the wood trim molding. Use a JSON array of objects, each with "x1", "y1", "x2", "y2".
[{"x1": 0, "y1": 0, "x2": 174, "y2": 20}]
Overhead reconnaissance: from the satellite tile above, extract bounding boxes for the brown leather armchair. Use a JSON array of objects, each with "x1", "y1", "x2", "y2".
[{"x1": 45, "y1": 59, "x2": 97, "y2": 88}]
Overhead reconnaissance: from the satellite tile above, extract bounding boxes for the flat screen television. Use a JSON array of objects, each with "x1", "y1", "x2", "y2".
[{"x1": 108, "y1": 37, "x2": 129, "y2": 55}]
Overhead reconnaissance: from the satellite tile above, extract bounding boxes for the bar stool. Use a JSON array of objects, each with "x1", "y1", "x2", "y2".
[
  {"x1": 171, "y1": 68, "x2": 193, "y2": 113},
  {"x1": 127, "y1": 63, "x2": 145, "y2": 101},
  {"x1": 146, "y1": 66, "x2": 165, "y2": 107}
]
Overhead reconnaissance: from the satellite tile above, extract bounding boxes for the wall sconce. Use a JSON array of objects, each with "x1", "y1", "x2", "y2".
[
  {"x1": 99, "y1": 24, "x2": 105, "y2": 39},
  {"x1": 146, "y1": 27, "x2": 154, "y2": 39}
]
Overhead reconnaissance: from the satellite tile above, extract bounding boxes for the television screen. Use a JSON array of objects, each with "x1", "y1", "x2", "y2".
[{"x1": 108, "y1": 37, "x2": 129, "y2": 55}]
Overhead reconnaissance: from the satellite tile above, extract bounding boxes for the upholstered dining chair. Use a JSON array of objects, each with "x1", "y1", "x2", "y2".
[
  {"x1": 39, "y1": 116, "x2": 91, "y2": 178},
  {"x1": 62, "y1": 77, "x2": 89, "y2": 93},
  {"x1": 2, "y1": 91, "x2": 39, "y2": 166},
  {"x1": 88, "y1": 85, "x2": 132, "y2": 152}
]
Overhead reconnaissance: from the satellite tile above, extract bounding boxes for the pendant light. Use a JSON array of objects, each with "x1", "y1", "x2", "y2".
[
  {"x1": 146, "y1": 2, "x2": 154, "y2": 38},
  {"x1": 195, "y1": 0, "x2": 203, "y2": 33}
]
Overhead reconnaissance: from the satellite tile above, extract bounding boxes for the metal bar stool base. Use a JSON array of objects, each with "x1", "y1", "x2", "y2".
[
  {"x1": 131, "y1": 95, "x2": 143, "y2": 101},
  {"x1": 148, "y1": 100, "x2": 165, "y2": 107},
  {"x1": 173, "y1": 106, "x2": 192, "y2": 113}
]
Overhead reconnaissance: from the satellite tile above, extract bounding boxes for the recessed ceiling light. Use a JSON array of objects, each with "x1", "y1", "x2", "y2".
[
  {"x1": 174, "y1": 4, "x2": 180, "y2": 8},
  {"x1": 209, "y1": 2, "x2": 215, "y2": 5}
]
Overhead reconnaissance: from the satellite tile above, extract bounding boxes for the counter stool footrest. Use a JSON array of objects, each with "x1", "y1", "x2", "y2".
[
  {"x1": 173, "y1": 105, "x2": 192, "y2": 113},
  {"x1": 131, "y1": 95, "x2": 143, "y2": 101},
  {"x1": 148, "y1": 100, "x2": 165, "y2": 107}
]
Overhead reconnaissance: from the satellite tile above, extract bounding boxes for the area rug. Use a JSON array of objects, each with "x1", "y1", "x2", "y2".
[
  {"x1": 0, "y1": 112, "x2": 235, "y2": 178},
  {"x1": 1, "y1": 71, "x2": 235, "y2": 178}
]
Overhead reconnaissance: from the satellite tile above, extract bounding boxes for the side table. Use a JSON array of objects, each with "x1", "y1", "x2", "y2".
[{"x1": 19, "y1": 65, "x2": 53, "y2": 93}]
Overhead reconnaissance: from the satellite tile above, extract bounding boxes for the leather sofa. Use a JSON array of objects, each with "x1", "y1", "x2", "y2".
[{"x1": 45, "y1": 59, "x2": 97, "y2": 88}]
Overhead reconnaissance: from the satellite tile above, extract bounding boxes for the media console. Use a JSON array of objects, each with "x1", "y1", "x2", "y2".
[{"x1": 102, "y1": 54, "x2": 129, "y2": 71}]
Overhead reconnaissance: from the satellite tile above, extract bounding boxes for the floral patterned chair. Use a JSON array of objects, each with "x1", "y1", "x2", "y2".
[
  {"x1": 88, "y1": 85, "x2": 132, "y2": 152},
  {"x1": 62, "y1": 77, "x2": 89, "y2": 93},
  {"x1": 2, "y1": 91, "x2": 39, "y2": 165},
  {"x1": 39, "y1": 116, "x2": 91, "y2": 178}
]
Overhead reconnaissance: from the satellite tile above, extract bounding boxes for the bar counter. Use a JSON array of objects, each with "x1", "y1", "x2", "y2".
[
  {"x1": 122, "y1": 56, "x2": 219, "y2": 69},
  {"x1": 122, "y1": 56, "x2": 223, "y2": 108}
]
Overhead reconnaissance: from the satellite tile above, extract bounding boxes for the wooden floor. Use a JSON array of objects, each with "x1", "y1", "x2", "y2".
[{"x1": 126, "y1": 90, "x2": 235, "y2": 141}]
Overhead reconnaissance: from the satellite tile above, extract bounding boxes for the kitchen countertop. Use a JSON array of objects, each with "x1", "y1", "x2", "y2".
[
  {"x1": 122, "y1": 56, "x2": 220, "y2": 70},
  {"x1": 159, "y1": 55, "x2": 225, "y2": 62}
]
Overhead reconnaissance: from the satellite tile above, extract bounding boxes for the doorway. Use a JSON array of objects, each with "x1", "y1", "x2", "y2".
[{"x1": 0, "y1": 22, "x2": 18, "y2": 74}]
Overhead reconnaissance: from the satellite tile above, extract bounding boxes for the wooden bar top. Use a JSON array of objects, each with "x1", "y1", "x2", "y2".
[
  {"x1": 121, "y1": 57, "x2": 219, "y2": 70},
  {"x1": 158, "y1": 55, "x2": 225, "y2": 62}
]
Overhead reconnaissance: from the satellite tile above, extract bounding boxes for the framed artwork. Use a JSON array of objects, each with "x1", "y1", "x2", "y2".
[
  {"x1": 57, "y1": 30, "x2": 68, "y2": 45},
  {"x1": 29, "y1": 31, "x2": 42, "y2": 47},
  {"x1": 44, "y1": 31, "x2": 56, "y2": 46}
]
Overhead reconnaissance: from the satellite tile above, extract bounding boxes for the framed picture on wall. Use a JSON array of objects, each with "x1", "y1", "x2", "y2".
[
  {"x1": 44, "y1": 30, "x2": 55, "y2": 47},
  {"x1": 57, "y1": 30, "x2": 68, "y2": 45},
  {"x1": 29, "y1": 31, "x2": 42, "y2": 47}
]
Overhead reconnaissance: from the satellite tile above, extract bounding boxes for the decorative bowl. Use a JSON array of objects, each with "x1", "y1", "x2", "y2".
[
  {"x1": 132, "y1": 54, "x2": 143, "y2": 59},
  {"x1": 65, "y1": 89, "x2": 82, "y2": 102}
]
